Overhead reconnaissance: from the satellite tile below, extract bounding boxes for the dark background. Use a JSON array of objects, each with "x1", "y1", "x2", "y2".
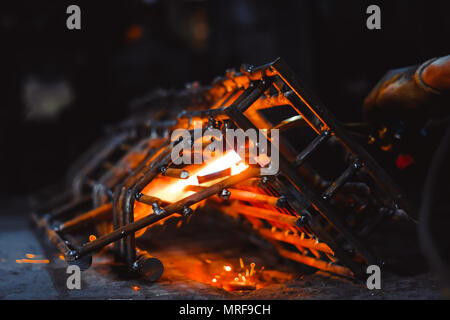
[{"x1": 0, "y1": 0, "x2": 449, "y2": 197}]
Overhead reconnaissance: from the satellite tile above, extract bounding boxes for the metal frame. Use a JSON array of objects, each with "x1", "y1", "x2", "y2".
[{"x1": 32, "y1": 58, "x2": 415, "y2": 280}]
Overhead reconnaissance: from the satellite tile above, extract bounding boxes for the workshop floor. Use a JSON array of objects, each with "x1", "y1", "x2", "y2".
[{"x1": 0, "y1": 195, "x2": 443, "y2": 300}]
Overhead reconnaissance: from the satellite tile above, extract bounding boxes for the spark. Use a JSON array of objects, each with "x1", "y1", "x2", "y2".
[
  {"x1": 250, "y1": 262, "x2": 256, "y2": 276},
  {"x1": 239, "y1": 257, "x2": 244, "y2": 269},
  {"x1": 16, "y1": 259, "x2": 49, "y2": 264}
]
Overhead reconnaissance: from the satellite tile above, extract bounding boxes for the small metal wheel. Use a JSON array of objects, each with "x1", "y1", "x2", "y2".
[
  {"x1": 68, "y1": 255, "x2": 93, "y2": 271},
  {"x1": 133, "y1": 252, "x2": 164, "y2": 281}
]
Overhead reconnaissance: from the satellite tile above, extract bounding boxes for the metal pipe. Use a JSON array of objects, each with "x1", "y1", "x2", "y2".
[
  {"x1": 58, "y1": 203, "x2": 113, "y2": 233},
  {"x1": 258, "y1": 229, "x2": 334, "y2": 254}
]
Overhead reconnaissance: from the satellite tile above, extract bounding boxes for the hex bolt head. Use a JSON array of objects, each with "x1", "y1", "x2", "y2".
[
  {"x1": 182, "y1": 206, "x2": 193, "y2": 217},
  {"x1": 152, "y1": 203, "x2": 165, "y2": 215},
  {"x1": 296, "y1": 215, "x2": 310, "y2": 228},
  {"x1": 219, "y1": 188, "x2": 231, "y2": 200},
  {"x1": 276, "y1": 195, "x2": 287, "y2": 207}
]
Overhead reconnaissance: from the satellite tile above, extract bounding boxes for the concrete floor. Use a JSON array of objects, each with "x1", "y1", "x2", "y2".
[{"x1": 0, "y1": 196, "x2": 444, "y2": 300}]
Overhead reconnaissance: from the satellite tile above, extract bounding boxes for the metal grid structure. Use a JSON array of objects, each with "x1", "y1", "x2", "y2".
[{"x1": 32, "y1": 58, "x2": 415, "y2": 280}]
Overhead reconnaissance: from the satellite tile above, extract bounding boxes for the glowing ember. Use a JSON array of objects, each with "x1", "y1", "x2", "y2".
[
  {"x1": 146, "y1": 151, "x2": 246, "y2": 203},
  {"x1": 89, "y1": 235, "x2": 97, "y2": 242},
  {"x1": 16, "y1": 253, "x2": 50, "y2": 264},
  {"x1": 132, "y1": 285, "x2": 140, "y2": 291},
  {"x1": 134, "y1": 150, "x2": 248, "y2": 224},
  {"x1": 205, "y1": 258, "x2": 264, "y2": 292}
]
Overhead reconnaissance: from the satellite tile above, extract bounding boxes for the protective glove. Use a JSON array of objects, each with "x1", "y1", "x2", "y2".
[{"x1": 363, "y1": 55, "x2": 450, "y2": 130}]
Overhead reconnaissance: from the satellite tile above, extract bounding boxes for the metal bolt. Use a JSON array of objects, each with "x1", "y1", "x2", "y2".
[
  {"x1": 296, "y1": 215, "x2": 310, "y2": 228},
  {"x1": 182, "y1": 206, "x2": 193, "y2": 217},
  {"x1": 219, "y1": 189, "x2": 231, "y2": 200},
  {"x1": 152, "y1": 203, "x2": 165, "y2": 215},
  {"x1": 276, "y1": 195, "x2": 287, "y2": 207}
]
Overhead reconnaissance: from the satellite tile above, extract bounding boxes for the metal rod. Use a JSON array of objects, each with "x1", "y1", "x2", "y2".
[
  {"x1": 294, "y1": 130, "x2": 331, "y2": 166},
  {"x1": 225, "y1": 203, "x2": 298, "y2": 227},
  {"x1": 74, "y1": 167, "x2": 261, "y2": 258},
  {"x1": 116, "y1": 144, "x2": 172, "y2": 266},
  {"x1": 235, "y1": 79, "x2": 274, "y2": 113},
  {"x1": 31, "y1": 213, "x2": 72, "y2": 255},
  {"x1": 322, "y1": 161, "x2": 361, "y2": 200},
  {"x1": 258, "y1": 228, "x2": 334, "y2": 254},
  {"x1": 276, "y1": 247, "x2": 353, "y2": 278},
  {"x1": 185, "y1": 185, "x2": 281, "y2": 206},
  {"x1": 58, "y1": 203, "x2": 113, "y2": 233},
  {"x1": 49, "y1": 195, "x2": 91, "y2": 219},
  {"x1": 135, "y1": 194, "x2": 168, "y2": 207},
  {"x1": 161, "y1": 167, "x2": 190, "y2": 179},
  {"x1": 272, "y1": 115, "x2": 306, "y2": 131},
  {"x1": 197, "y1": 167, "x2": 231, "y2": 184}
]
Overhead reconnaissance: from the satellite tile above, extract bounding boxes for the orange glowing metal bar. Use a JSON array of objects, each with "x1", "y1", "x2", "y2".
[
  {"x1": 140, "y1": 150, "x2": 247, "y2": 204},
  {"x1": 16, "y1": 259, "x2": 50, "y2": 264},
  {"x1": 25, "y1": 254, "x2": 35, "y2": 259}
]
